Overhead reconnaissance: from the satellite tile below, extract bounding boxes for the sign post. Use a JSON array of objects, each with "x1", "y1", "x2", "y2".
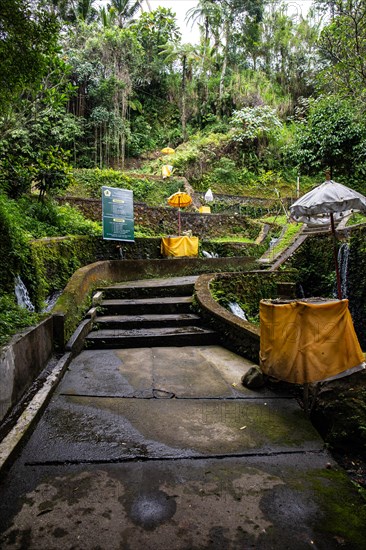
[{"x1": 102, "y1": 186, "x2": 134, "y2": 242}]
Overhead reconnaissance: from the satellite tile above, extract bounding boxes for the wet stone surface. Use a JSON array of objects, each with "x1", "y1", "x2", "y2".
[
  {"x1": 21, "y1": 395, "x2": 323, "y2": 464},
  {"x1": 1, "y1": 456, "x2": 366, "y2": 549},
  {"x1": 1, "y1": 345, "x2": 366, "y2": 549},
  {"x1": 56, "y1": 346, "x2": 284, "y2": 399}
]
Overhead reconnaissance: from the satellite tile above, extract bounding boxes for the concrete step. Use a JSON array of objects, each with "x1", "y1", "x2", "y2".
[
  {"x1": 99, "y1": 296, "x2": 193, "y2": 315},
  {"x1": 85, "y1": 326, "x2": 217, "y2": 349},
  {"x1": 98, "y1": 276, "x2": 198, "y2": 299},
  {"x1": 94, "y1": 313, "x2": 202, "y2": 330}
]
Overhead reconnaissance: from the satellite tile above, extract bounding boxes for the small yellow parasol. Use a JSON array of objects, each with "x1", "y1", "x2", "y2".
[
  {"x1": 167, "y1": 190, "x2": 192, "y2": 235},
  {"x1": 161, "y1": 147, "x2": 175, "y2": 155}
]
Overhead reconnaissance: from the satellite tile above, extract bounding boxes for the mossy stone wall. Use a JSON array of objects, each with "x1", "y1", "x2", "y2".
[
  {"x1": 209, "y1": 271, "x2": 297, "y2": 324},
  {"x1": 28, "y1": 237, "x2": 163, "y2": 309},
  {"x1": 285, "y1": 235, "x2": 336, "y2": 298},
  {"x1": 347, "y1": 225, "x2": 366, "y2": 348},
  {"x1": 57, "y1": 197, "x2": 261, "y2": 240}
]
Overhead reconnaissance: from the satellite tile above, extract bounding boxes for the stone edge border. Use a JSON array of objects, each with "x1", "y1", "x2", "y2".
[{"x1": 0, "y1": 352, "x2": 72, "y2": 473}]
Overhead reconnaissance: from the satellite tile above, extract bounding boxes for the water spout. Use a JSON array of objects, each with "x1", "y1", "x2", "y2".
[
  {"x1": 43, "y1": 290, "x2": 62, "y2": 313},
  {"x1": 269, "y1": 237, "x2": 279, "y2": 249},
  {"x1": 202, "y1": 250, "x2": 219, "y2": 258},
  {"x1": 337, "y1": 243, "x2": 349, "y2": 299},
  {"x1": 298, "y1": 284, "x2": 305, "y2": 299},
  {"x1": 228, "y1": 302, "x2": 248, "y2": 321},
  {"x1": 14, "y1": 276, "x2": 35, "y2": 311}
]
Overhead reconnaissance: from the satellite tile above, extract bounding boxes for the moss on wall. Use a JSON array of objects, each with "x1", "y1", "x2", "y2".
[
  {"x1": 26, "y1": 235, "x2": 264, "y2": 312},
  {"x1": 348, "y1": 226, "x2": 366, "y2": 349},
  {"x1": 27, "y1": 237, "x2": 164, "y2": 309},
  {"x1": 285, "y1": 235, "x2": 336, "y2": 297},
  {"x1": 210, "y1": 271, "x2": 297, "y2": 323}
]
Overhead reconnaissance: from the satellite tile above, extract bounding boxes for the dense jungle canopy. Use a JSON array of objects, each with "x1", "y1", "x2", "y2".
[{"x1": 1, "y1": 0, "x2": 366, "y2": 195}]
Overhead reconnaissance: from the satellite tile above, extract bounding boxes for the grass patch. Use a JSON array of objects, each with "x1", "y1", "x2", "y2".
[
  {"x1": 270, "y1": 223, "x2": 303, "y2": 257},
  {"x1": 209, "y1": 236, "x2": 254, "y2": 243},
  {"x1": 260, "y1": 214, "x2": 288, "y2": 225},
  {"x1": 347, "y1": 212, "x2": 366, "y2": 226}
]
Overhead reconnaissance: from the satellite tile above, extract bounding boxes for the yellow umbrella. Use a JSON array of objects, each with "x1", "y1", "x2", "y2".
[
  {"x1": 167, "y1": 190, "x2": 192, "y2": 235},
  {"x1": 161, "y1": 147, "x2": 175, "y2": 155}
]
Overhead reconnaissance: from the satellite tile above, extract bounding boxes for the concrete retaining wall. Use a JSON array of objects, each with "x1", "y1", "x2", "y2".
[{"x1": 0, "y1": 317, "x2": 53, "y2": 422}]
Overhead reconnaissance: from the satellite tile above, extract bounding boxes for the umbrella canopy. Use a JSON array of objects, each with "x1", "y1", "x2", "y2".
[
  {"x1": 290, "y1": 179, "x2": 366, "y2": 299},
  {"x1": 167, "y1": 190, "x2": 192, "y2": 235},
  {"x1": 167, "y1": 190, "x2": 192, "y2": 208},
  {"x1": 161, "y1": 147, "x2": 175, "y2": 155},
  {"x1": 290, "y1": 179, "x2": 366, "y2": 222}
]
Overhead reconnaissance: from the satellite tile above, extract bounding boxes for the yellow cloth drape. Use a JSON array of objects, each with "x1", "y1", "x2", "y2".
[
  {"x1": 161, "y1": 236, "x2": 199, "y2": 257},
  {"x1": 260, "y1": 299, "x2": 364, "y2": 384}
]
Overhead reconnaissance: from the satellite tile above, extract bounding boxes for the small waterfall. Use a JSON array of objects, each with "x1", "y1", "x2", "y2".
[
  {"x1": 298, "y1": 284, "x2": 305, "y2": 299},
  {"x1": 228, "y1": 302, "x2": 248, "y2": 321},
  {"x1": 43, "y1": 291, "x2": 62, "y2": 313},
  {"x1": 269, "y1": 237, "x2": 279, "y2": 249},
  {"x1": 14, "y1": 276, "x2": 35, "y2": 312},
  {"x1": 338, "y1": 243, "x2": 350, "y2": 298},
  {"x1": 202, "y1": 250, "x2": 219, "y2": 258}
]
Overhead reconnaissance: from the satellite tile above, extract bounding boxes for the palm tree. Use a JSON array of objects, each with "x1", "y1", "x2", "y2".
[
  {"x1": 70, "y1": 0, "x2": 98, "y2": 23},
  {"x1": 107, "y1": 0, "x2": 142, "y2": 28},
  {"x1": 186, "y1": 0, "x2": 222, "y2": 44}
]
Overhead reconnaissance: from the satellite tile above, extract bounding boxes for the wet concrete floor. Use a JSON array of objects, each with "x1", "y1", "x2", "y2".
[{"x1": 1, "y1": 345, "x2": 366, "y2": 549}]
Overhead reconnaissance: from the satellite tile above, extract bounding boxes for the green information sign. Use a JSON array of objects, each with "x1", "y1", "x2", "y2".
[{"x1": 102, "y1": 186, "x2": 134, "y2": 242}]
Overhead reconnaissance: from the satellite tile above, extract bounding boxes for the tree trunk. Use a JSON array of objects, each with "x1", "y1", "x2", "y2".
[
  {"x1": 218, "y1": 20, "x2": 229, "y2": 118},
  {"x1": 181, "y1": 54, "x2": 187, "y2": 141}
]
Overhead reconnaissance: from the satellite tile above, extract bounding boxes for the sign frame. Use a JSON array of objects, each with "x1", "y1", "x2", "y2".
[{"x1": 102, "y1": 186, "x2": 134, "y2": 242}]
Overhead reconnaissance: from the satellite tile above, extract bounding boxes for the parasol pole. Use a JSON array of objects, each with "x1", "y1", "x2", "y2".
[
  {"x1": 178, "y1": 196, "x2": 181, "y2": 236},
  {"x1": 330, "y1": 212, "x2": 342, "y2": 300},
  {"x1": 324, "y1": 170, "x2": 342, "y2": 300}
]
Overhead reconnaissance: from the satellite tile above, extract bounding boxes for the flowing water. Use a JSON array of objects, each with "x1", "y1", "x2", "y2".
[
  {"x1": 228, "y1": 302, "x2": 248, "y2": 321},
  {"x1": 43, "y1": 291, "x2": 63, "y2": 313},
  {"x1": 337, "y1": 243, "x2": 350, "y2": 299},
  {"x1": 14, "y1": 276, "x2": 35, "y2": 312}
]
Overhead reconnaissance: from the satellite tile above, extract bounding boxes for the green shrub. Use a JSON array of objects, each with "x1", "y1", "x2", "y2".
[
  {"x1": 64, "y1": 168, "x2": 182, "y2": 206},
  {"x1": 0, "y1": 294, "x2": 41, "y2": 347}
]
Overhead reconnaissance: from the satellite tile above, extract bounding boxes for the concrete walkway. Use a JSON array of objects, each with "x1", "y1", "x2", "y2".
[{"x1": 0, "y1": 282, "x2": 366, "y2": 548}]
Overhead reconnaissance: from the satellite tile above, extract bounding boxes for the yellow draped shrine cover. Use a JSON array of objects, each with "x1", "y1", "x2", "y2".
[
  {"x1": 260, "y1": 299, "x2": 364, "y2": 384},
  {"x1": 161, "y1": 236, "x2": 199, "y2": 257}
]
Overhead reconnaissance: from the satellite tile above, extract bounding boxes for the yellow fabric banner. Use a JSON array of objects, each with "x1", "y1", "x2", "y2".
[
  {"x1": 260, "y1": 299, "x2": 364, "y2": 384},
  {"x1": 161, "y1": 236, "x2": 199, "y2": 257}
]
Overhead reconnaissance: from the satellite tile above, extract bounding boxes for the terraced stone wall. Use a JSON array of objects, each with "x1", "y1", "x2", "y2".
[{"x1": 57, "y1": 197, "x2": 261, "y2": 240}]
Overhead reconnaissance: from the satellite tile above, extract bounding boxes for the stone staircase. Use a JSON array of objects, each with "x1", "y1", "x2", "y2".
[{"x1": 85, "y1": 276, "x2": 217, "y2": 349}]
